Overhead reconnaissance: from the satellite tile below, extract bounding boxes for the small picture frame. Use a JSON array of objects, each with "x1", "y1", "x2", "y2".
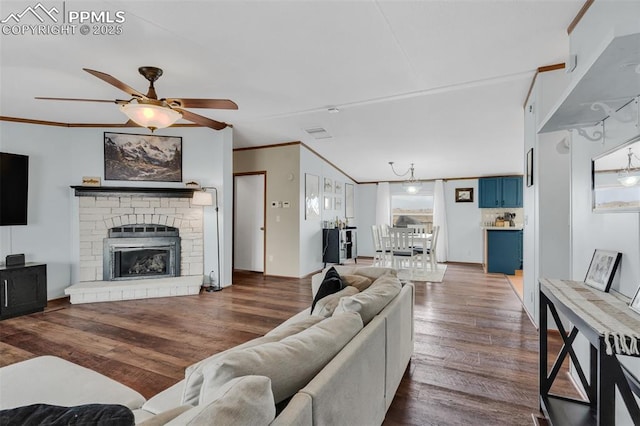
[
  {"x1": 334, "y1": 181, "x2": 343, "y2": 194},
  {"x1": 324, "y1": 195, "x2": 332, "y2": 210},
  {"x1": 335, "y1": 196, "x2": 343, "y2": 212},
  {"x1": 584, "y1": 249, "x2": 622, "y2": 292},
  {"x1": 630, "y1": 286, "x2": 640, "y2": 315},
  {"x1": 324, "y1": 177, "x2": 333, "y2": 193},
  {"x1": 455, "y1": 188, "x2": 474, "y2": 203},
  {"x1": 526, "y1": 148, "x2": 534, "y2": 187}
]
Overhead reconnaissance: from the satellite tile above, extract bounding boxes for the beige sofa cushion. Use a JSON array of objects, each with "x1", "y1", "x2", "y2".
[
  {"x1": 311, "y1": 286, "x2": 359, "y2": 317},
  {"x1": 200, "y1": 312, "x2": 363, "y2": 404},
  {"x1": 182, "y1": 315, "x2": 323, "y2": 406},
  {"x1": 333, "y1": 273, "x2": 401, "y2": 324},
  {"x1": 341, "y1": 274, "x2": 373, "y2": 292},
  {"x1": 138, "y1": 405, "x2": 192, "y2": 426},
  {"x1": 167, "y1": 376, "x2": 275, "y2": 426}
]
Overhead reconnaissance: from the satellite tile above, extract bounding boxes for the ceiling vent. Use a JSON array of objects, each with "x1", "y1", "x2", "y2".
[{"x1": 304, "y1": 127, "x2": 332, "y2": 139}]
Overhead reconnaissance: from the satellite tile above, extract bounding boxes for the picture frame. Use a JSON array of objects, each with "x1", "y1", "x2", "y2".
[
  {"x1": 455, "y1": 187, "x2": 473, "y2": 203},
  {"x1": 334, "y1": 181, "x2": 343, "y2": 194},
  {"x1": 335, "y1": 196, "x2": 343, "y2": 212},
  {"x1": 526, "y1": 148, "x2": 534, "y2": 187},
  {"x1": 630, "y1": 285, "x2": 640, "y2": 315},
  {"x1": 324, "y1": 177, "x2": 333, "y2": 193},
  {"x1": 345, "y1": 183, "x2": 355, "y2": 218},
  {"x1": 104, "y1": 132, "x2": 182, "y2": 182},
  {"x1": 324, "y1": 195, "x2": 333, "y2": 210},
  {"x1": 305, "y1": 174, "x2": 320, "y2": 220},
  {"x1": 584, "y1": 249, "x2": 622, "y2": 292}
]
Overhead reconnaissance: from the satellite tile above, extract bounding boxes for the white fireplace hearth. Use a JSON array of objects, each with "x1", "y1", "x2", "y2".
[{"x1": 67, "y1": 188, "x2": 206, "y2": 304}]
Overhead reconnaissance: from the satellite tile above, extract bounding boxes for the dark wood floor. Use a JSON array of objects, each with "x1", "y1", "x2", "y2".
[{"x1": 0, "y1": 263, "x2": 579, "y2": 424}]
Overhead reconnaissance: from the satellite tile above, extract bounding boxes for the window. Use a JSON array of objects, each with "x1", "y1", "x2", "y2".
[{"x1": 391, "y1": 194, "x2": 433, "y2": 230}]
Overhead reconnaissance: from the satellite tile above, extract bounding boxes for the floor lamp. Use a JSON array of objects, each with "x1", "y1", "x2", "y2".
[{"x1": 192, "y1": 187, "x2": 222, "y2": 292}]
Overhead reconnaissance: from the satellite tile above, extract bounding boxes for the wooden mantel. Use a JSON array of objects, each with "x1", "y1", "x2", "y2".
[{"x1": 70, "y1": 186, "x2": 197, "y2": 198}]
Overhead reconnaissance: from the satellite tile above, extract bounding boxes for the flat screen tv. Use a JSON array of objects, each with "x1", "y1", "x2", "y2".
[{"x1": 0, "y1": 152, "x2": 29, "y2": 226}]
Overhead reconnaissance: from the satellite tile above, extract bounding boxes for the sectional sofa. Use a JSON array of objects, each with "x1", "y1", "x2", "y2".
[{"x1": 0, "y1": 266, "x2": 414, "y2": 425}]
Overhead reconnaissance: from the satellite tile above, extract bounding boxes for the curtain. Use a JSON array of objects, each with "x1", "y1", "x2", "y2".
[
  {"x1": 433, "y1": 179, "x2": 448, "y2": 263},
  {"x1": 375, "y1": 182, "x2": 391, "y2": 226}
]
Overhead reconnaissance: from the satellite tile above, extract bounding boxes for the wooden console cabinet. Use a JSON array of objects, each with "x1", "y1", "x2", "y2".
[
  {"x1": 322, "y1": 228, "x2": 357, "y2": 267},
  {"x1": 0, "y1": 263, "x2": 47, "y2": 320}
]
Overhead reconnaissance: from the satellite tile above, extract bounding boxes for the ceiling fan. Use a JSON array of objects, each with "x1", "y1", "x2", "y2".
[{"x1": 36, "y1": 66, "x2": 238, "y2": 131}]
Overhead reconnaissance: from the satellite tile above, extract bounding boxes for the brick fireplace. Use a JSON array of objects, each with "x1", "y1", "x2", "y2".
[{"x1": 66, "y1": 187, "x2": 204, "y2": 303}]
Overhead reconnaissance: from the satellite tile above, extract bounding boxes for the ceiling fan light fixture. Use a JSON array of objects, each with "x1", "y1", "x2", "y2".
[{"x1": 121, "y1": 102, "x2": 182, "y2": 131}]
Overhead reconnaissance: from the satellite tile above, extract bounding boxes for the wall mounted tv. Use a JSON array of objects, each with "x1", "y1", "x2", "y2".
[{"x1": 0, "y1": 152, "x2": 29, "y2": 226}]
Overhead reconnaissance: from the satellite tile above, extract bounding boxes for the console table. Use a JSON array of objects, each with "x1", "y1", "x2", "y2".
[
  {"x1": 539, "y1": 278, "x2": 640, "y2": 425},
  {"x1": 322, "y1": 228, "x2": 357, "y2": 267}
]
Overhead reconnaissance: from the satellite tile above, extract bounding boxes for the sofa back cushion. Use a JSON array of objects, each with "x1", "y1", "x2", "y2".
[
  {"x1": 182, "y1": 315, "x2": 323, "y2": 406},
  {"x1": 200, "y1": 312, "x2": 363, "y2": 404},
  {"x1": 341, "y1": 274, "x2": 373, "y2": 292},
  {"x1": 167, "y1": 376, "x2": 275, "y2": 425},
  {"x1": 311, "y1": 266, "x2": 396, "y2": 296},
  {"x1": 333, "y1": 273, "x2": 401, "y2": 325},
  {"x1": 311, "y1": 286, "x2": 359, "y2": 317}
]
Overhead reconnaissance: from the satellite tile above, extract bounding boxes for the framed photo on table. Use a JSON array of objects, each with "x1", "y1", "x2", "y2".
[{"x1": 584, "y1": 249, "x2": 622, "y2": 292}]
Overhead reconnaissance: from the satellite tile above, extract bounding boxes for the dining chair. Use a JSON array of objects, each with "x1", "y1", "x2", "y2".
[
  {"x1": 387, "y1": 227, "x2": 418, "y2": 270},
  {"x1": 422, "y1": 225, "x2": 439, "y2": 270},
  {"x1": 371, "y1": 225, "x2": 386, "y2": 266}
]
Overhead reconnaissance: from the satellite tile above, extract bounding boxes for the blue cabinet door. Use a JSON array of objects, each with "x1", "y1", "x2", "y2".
[
  {"x1": 479, "y1": 178, "x2": 501, "y2": 208},
  {"x1": 501, "y1": 176, "x2": 523, "y2": 208},
  {"x1": 487, "y1": 230, "x2": 523, "y2": 274}
]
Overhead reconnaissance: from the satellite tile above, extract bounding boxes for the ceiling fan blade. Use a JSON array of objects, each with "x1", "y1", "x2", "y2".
[
  {"x1": 36, "y1": 96, "x2": 128, "y2": 104},
  {"x1": 166, "y1": 98, "x2": 238, "y2": 110},
  {"x1": 83, "y1": 68, "x2": 146, "y2": 99},
  {"x1": 174, "y1": 108, "x2": 228, "y2": 130}
]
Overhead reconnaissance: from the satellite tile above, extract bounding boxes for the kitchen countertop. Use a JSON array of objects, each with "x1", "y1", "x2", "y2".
[{"x1": 483, "y1": 226, "x2": 524, "y2": 231}]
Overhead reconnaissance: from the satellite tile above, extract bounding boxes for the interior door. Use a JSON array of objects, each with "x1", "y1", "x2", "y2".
[{"x1": 234, "y1": 174, "x2": 265, "y2": 272}]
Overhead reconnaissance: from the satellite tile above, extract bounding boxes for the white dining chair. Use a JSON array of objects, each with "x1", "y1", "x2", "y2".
[
  {"x1": 387, "y1": 227, "x2": 418, "y2": 270},
  {"x1": 371, "y1": 225, "x2": 388, "y2": 267}
]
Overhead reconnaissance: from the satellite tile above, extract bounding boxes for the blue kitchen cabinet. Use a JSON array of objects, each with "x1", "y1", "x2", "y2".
[
  {"x1": 487, "y1": 230, "x2": 523, "y2": 274},
  {"x1": 479, "y1": 176, "x2": 522, "y2": 208}
]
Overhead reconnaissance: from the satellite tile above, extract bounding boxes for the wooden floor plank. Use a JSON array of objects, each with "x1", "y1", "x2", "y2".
[{"x1": 0, "y1": 262, "x2": 580, "y2": 423}]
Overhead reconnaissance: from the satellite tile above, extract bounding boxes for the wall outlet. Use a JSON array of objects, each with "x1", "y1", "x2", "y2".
[{"x1": 271, "y1": 201, "x2": 278, "y2": 208}]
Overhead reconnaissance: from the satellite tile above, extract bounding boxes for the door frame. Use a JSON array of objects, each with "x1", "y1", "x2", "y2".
[{"x1": 233, "y1": 171, "x2": 267, "y2": 274}]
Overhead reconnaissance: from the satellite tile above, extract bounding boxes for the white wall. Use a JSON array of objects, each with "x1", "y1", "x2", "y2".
[
  {"x1": 0, "y1": 121, "x2": 232, "y2": 298},
  {"x1": 299, "y1": 145, "x2": 356, "y2": 276},
  {"x1": 355, "y1": 183, "x2": 377, "y2": 257},
  {"x1": 444, "y1": 179, "x2": 483, "y2": 263}
]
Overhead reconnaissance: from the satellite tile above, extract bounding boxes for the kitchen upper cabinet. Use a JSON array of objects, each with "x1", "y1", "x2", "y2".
[{"x1": 479, "y1": 176, "x2": 522, "y2": 208}]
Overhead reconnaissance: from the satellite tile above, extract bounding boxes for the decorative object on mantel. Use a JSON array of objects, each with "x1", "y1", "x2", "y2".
[
  {"x1": 389, "y1": 161, "x2": 421, "y2": 194},
  {"x1": 36, "y1": 66, "x2": 237, "y2": 131},
  {"x1": 184, "y1": 180, "x2": 201, "y2": 189},
  {"x1": 584, "y1": 249, "x2": 622, "y2": 292},
  {"x1": 454, "y1": 188, "x2": 473, "y2": 203},
  {"x1": 104, "y1": 132, "x2": 182, "y2": 182},
  {"x1": 192, "y1": 187, "x2": 222, "y2": 292},
  {"x1": 81, "y1": 176, "x2": 101, "y2": 187},
  {"x1": 630, "y1": 285, "x2": 640, "y2": 315}
]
